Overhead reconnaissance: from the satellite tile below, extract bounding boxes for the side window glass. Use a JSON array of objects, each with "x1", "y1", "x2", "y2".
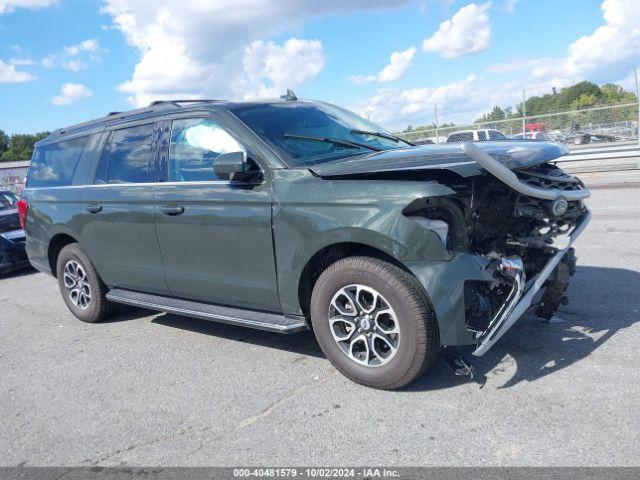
[
  {"x1": 27, "y1": 135, "x2": 92, "y2": 188},
  {"x1": 477, "y1": 131, "x2": 487, "y2": 141},
  {"x1": 168, "y1": 118, "x2": 244, "y2": 182},
  {"x1": 108, "y1": 124, "x2": 155, "y2": 184}
]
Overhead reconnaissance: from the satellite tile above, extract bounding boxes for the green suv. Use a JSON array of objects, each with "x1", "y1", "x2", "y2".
[{"x1": 21, "y1": 97, "x2": 590, "y2": 389}]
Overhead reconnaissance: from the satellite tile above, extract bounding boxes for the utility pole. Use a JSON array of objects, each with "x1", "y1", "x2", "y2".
[
  {"x1": 434, "y1": 104, "x2": 439, "y2": 144},
  {"x1": 522, "y1": 89, "x2": 526, "y2": 136},
  {"x1": 635, "y1": 69, "x2": 640, "y2": 145}
]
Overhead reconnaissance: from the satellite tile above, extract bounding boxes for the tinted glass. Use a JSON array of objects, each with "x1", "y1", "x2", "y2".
[
  {"x1": 168, "y1": 118, "x2": 243, "y2": 182},
  {"x1": 231, "y1": 102, "x2": 410, "y2": 166},
  {"x1": 108, "y1": 124, "x2": 155, "y2": 183},
  {"x1": 0, "y1": 191, "x2": 18, "y2": 210},
  {"x1": 27, "y1": 136, "x2": 90, "y2": 188},
  {"x1": 477, "y1": 131, "x2": 487, "y2": 141},
  {"x1": 447, "y1": 132, "x2": 473, "y2": 143},
  {"x1": 488, "y1": 130, "x2": 506, "y2": 140}
]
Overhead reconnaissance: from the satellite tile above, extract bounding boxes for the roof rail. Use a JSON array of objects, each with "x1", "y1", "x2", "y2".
[{"x1": 148, "y1": 99, "x2": 223, "y2": 107}]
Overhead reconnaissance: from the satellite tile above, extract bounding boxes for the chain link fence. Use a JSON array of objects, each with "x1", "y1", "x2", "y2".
[{"x1": 396, "y1": 102, "x2": 640, "y2": 148}]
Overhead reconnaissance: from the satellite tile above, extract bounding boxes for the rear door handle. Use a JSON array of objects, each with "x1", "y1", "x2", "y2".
[
  {"x1": 160, "y1": 205, "x2": 185, "y2": 216},
  {"x1": 85, "y1": 205, "x2": 102, "y2": 214}
]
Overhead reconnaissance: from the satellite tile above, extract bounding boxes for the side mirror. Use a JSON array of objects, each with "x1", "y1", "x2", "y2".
[{"x1": 214, "y1": 151, "x2": 248, "y2": 181}]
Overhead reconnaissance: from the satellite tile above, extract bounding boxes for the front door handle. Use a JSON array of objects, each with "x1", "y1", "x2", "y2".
[
  {"x1": 160, "y1": 205, "x2": 185, "y2": 216},
  {"x1": 85, "y1": 205, "x2": 102, "y2": 214}
]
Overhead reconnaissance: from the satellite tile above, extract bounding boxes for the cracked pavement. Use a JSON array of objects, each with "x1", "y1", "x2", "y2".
[{"x1": 0, "y1": 187, "x2": 639, "y2": 466}]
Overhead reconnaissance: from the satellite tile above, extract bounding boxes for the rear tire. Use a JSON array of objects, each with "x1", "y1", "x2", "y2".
[
  {"x1": 310, "y1": 256, "x2": 439, "y2": 390},
  {"x1": 56, "y1": 243, "x2": 113, "y2": 323}
]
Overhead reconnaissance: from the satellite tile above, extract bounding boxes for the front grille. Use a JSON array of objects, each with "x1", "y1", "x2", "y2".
[
  {"x1": 471, "y1": 162, "x2": 588, "y2": 274},
  {"x1": 514, "y1": 163, "x2": 585, "y2": 192}
]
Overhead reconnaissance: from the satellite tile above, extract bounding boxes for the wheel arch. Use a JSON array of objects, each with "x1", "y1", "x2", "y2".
[
  {"x1": 48, "y1": 232, "x2": 79, "y2": 278},
  {"x1": 297, "y1": 241, "x2": 415, "y2": 318}
]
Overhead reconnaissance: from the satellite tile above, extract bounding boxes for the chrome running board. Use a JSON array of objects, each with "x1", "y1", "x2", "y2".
[
  {"x1": 106, "y1": 289, "x2": 309, "y2": 334},
  {"x1": 472, "y1": 210, "x2": 591, "y2": 357}
]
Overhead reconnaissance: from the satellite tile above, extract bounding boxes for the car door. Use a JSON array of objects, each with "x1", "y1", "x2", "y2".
[
  {"x1": 153, "y1": 114, "x2": 280, "y2": 311},
  {"x1": 79, "y1": 121, "x2": 169, "y2": 294}
]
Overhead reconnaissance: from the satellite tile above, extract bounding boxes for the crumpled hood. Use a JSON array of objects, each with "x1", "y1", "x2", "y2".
[{"x1": 309, "y1": 141, "x2": 569, "y2": 178}]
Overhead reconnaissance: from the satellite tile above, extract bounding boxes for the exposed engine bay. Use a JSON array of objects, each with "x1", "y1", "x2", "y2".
[{"x1": 404, "y1": 160, "x2": 589, "y2": 340}]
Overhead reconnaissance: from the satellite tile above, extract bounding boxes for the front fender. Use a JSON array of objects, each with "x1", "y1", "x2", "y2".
[{"x1": 272, "y1": 170, "x2": 455, "y2": 314}]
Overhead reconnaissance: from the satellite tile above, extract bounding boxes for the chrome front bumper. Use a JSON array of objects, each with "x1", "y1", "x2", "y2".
[{"x1": 472, "y1": 209, "x2": 591, "y2": 356}]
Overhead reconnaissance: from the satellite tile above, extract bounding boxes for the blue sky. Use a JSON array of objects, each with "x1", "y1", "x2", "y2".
[{"x1": 1, "y1": 0, "x2": 638, "y2": 134}]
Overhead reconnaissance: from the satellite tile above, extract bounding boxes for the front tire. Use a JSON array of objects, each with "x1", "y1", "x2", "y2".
[
  {"x1": 56, "y1": 243, "x2": 113, "y2": 323},
  {"x1": 310, "y1": 256, "x2": 439, "y2": 390}
]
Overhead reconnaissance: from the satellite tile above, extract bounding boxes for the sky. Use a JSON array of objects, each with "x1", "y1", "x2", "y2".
[{"x1": 0, "y1": 0, "x2": 639, "y2": 134}]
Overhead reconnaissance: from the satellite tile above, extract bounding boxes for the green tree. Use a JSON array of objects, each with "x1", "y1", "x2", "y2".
[
  {"x1": 0, "y1": 131, "x2": 49, "y2": 162},
  {"x1": 0, "y1": 130, "x2": 9, "y2": 154}
]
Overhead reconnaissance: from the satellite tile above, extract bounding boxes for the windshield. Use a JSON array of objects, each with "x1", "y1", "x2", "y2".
[
  {"x1": 0, "y1": 191, "x2": 18, "y2": 211},
  {"x1": 230, "y1": 102, "x2": 410, "y2": 166}
]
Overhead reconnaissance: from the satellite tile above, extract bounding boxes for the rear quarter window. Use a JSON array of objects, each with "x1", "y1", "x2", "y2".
[
  {"x1": 27, "y1": 136, "x2": 91, "y2": 188},
  {"x1": 447, "y1": 132, "x2": 473, "y2": 143}
]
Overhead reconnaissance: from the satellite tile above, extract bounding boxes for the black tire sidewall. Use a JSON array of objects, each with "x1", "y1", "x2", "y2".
[{"x1": 311, "y1": 259, "x2": 432, "y2": 388}]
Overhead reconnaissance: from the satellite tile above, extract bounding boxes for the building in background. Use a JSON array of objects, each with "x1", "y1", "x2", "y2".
[{"x1": 0, "y1": 161, "x2": 29, "y2": 194}]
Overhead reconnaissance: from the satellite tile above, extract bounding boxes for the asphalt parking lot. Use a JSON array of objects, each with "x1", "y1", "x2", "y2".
[{"x1": 1, "y1": 187, "x2": 638, "y2": 467}]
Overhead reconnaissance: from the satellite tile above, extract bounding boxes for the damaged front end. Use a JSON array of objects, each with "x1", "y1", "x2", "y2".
[{"x1": 404, "y1": 142, "x2": 590, "y2": 356}]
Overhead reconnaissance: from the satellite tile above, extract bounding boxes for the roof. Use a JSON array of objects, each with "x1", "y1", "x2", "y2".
[
  {"x1": 39, "y1": 95, "x2": 308, "y2": 146},
  {"x1": 0, "y1": 161, "x2": 30, "y2": 170}
]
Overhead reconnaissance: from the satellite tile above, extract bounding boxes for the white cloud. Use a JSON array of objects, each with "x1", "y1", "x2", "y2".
[
  {"x1": 0, "y1": 59, "x2": 34, "y2": 83},
  {"x1": 483, "y1": 0, "x2": 640, "y2": 92},
  {"x1": 0, "y1": 0, "x2": 55, "y2": 14},
  {"x1": 100, "y1": 0, "x2": 411, "y2": 106},
  {"x1": 240, "y1": 38, "x2": 325, "y2": 99},
  {"x1": 354, "y1": 75, "x2": 480, "y2": 127},
  {"x1": 504, "y1": 0, "x2": 517, "y2": 13},
  {"x1": 531, "y1": 0, "x2": 640, "y2": 87},
  {"x1": 63, "y1": 59, "x2": 88, "y2": 72},
  {"x1": 64, "y1": 39, "x2": 100, "y2": 56},
  {"x1": 422, "y1": 2, "x2": 492, "y2": 58},
  {"x1": 51, "y1": 83, "x2": 93, "y2": 106},
  {"x1": 41, "y1": 39, "x2": 104, "y2": 71},
  {"x1": 8, "y1": 57, "x2": 36, "y2": 66},
  {"x1": 351, "y1": 46, "x2": 416, "y2": 84},
  {"x1": 41, "y1": 54, "x2": 55, "y2": 69}
]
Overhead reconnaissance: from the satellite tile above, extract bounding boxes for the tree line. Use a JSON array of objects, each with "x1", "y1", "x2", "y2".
[{"x1": 0, "y1": 130, "x2": 49, "y2": 162}]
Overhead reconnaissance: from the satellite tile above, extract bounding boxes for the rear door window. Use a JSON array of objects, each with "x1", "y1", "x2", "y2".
[
  {"x1": 477, "y1": 131, "x2": 487, "y2": 141},
  {"x1": 488, "y1": 130, "x2": 506, "y2": 140},
  {"x1": 105, "y1": 124, "x2": 156, "y2": 184},
  {"x1": 27, "y1": 136, "x2": 91, "y2": 188}
]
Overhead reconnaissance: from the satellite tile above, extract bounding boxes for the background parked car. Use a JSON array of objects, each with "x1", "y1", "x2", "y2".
[
  {"x1": 0, "y1": 190, "x2": 29, "y2": 275},
  {"x1": 446, "y1": 129, "x2": 507, "y2": 143},
  {"x1": 509, "y1": 132, "x2": 552, "y2": 141}
]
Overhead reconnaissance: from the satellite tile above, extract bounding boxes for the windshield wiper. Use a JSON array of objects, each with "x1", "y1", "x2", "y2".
[
  {"x1": 351, "y1": 129, "x2": 415, "y2": 146},
  {"x1": 283, "y1": 134, "x2": 382, "y2": 152}
]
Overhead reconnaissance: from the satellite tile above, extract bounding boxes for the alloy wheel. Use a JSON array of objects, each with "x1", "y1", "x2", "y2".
[
  {"x1": 328, "y1": 284, "x2": 400, "y2": 367},
  {"x1": 63, "y1": 260, "x2": 92, "y2": 310}
]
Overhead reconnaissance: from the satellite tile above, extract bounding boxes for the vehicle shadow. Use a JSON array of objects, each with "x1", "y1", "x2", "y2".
[
  {"x1": 0, "y1": 265, "x2": 38, "y2": 280},
  {"x1": 406, "y1": 265, "x2": 640, "y2": 391},
  {"x1": 152, "y1": 314, "x2": 324, "y2": 358},
  {"x1": 118, "y1": 265, "x2": 637, "y2": 390}
]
